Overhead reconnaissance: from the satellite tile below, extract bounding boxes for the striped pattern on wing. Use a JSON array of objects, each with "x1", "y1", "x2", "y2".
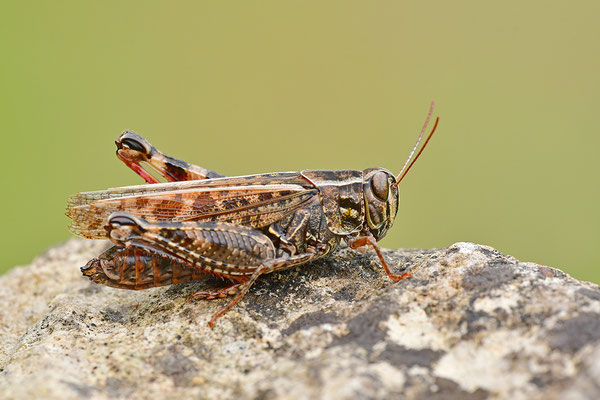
[{"x1": 67, "y1": 172, "x2": 317, "y2": 239}]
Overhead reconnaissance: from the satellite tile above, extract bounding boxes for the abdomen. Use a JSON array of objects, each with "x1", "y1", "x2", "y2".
[{"x1": 81, "y1": 245, "x2": 210, "y2": 290}]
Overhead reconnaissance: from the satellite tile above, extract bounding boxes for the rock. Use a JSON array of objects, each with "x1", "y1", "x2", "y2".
[{"x1": 1, "y1": 239, "x2": 599, "y2": 400}]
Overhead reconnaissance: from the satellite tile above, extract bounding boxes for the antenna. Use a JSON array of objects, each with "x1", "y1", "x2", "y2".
[{"x1": 393, "y1": 102, "x2": 439, "y2": 187}]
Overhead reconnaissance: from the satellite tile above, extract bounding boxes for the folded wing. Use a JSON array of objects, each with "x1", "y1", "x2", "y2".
[{"x1": 67, "y1": 172, "x2": 318, "y2": 239}]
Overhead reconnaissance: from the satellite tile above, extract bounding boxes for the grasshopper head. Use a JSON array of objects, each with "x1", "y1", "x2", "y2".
[
  {"x1": 363, "y1": 168, "x2": 399, "y2": 240},
  {"x1": 363, "y1": 102, "x2": 440, "y2": 241}
]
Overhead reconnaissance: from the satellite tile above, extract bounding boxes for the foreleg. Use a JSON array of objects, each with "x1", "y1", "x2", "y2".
[{"x1": 347, "y1": 235, "x2": 412, "y2": 281}]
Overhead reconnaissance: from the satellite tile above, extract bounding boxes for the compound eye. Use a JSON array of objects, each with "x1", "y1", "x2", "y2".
[{"x1": 370, "y1": 171, "x2": 389, "y2": 201}]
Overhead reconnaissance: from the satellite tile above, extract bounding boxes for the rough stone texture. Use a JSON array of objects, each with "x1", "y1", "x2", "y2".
[{"x1": 1, "y1": 239, "x2": 599, "y2": 400}]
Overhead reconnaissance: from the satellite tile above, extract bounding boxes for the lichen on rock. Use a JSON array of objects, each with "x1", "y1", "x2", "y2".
[{"x1": 1, "y1": 239, "x2": 599, "y2": 399}]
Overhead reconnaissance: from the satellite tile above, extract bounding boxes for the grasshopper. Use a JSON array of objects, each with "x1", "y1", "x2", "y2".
[{"x1": 67, "y1": 103, "x2": 439, "y2": 327}]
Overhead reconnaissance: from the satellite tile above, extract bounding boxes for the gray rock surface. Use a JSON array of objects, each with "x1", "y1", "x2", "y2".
[{"x1": 1, "y1": 239, "x2": 599, "y2": 400}]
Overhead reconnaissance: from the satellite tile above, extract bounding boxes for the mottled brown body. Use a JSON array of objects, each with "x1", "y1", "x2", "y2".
[{"x1": 68, "y1": 108, "x2": 438, "y2": 327}]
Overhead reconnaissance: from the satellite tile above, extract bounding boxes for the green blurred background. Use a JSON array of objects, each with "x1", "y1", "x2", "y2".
[{"x1": 1, "y1": 2, "x2": 598, "y2": 281}]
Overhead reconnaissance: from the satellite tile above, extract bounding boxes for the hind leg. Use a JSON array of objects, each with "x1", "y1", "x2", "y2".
[
  {"x1": 192, "y1": 282, "x2": 246, "y2": 300},
  {"x1": 115, "y1": 131, "x2": 225, "y2": 183}
]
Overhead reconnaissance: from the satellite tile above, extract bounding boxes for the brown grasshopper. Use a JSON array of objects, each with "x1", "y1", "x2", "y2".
[{"x1": 67, "y1": 103, "x2": 439, "y2": 327}]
